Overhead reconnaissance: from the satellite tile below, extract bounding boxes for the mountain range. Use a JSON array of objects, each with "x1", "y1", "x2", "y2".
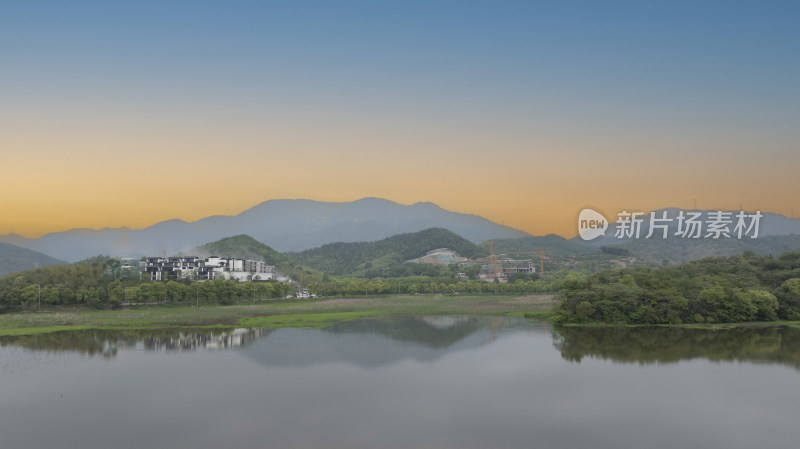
[
  {"x1": 0, "y1": 243, "x2": 67, "y2": 278},
  {"x1": 0, "y1": 198, "x2": 528, "y2": 262},
  {"x1": 2, "y1": 200, "x2": 799, "y2": 270}
]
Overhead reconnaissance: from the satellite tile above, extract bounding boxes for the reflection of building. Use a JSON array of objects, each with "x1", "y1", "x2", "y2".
[
  {"x1": 412, "y1": 248, "x2": 468, "y2": 266},
  {"x1": 143, "y1": 256, "x2": 278, "y2": 281},
  {"x1": 143, "y1": 328, "x2": 270, "y2": 351}
]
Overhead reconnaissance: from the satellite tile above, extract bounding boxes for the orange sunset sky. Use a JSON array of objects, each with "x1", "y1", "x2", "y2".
[{"x1": 2, "y1": 2, "x2": 798, "y2": 239}]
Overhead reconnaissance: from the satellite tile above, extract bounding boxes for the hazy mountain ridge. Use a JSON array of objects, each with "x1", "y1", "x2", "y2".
[
  {"x1": 488, "y1": 234, "x2": 597, "y2": 256},
  {"x1": 0, "y1": 242, "x2": 68, "y2": 277},
  {"x1": 3, "y1": 202, "x2": 799, "y2": 267},
  {"x1": 0, "y1": 198, "x2": 529, "y2": 262}
]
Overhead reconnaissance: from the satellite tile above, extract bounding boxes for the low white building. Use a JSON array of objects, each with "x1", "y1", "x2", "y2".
[{"x1": 143, "y1": 255, "x2": 280, "y2": 282}]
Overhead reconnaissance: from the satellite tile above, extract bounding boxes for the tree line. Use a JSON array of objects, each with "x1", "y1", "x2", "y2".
[
  {"x1": 0, "y1": 261, "x2": 294, "y2": 309},
  {"x1": 306, "y1": 272, "x2": 552, "y2": 297},
  {"x1": 553, "y1": 251, "x2": 800, "y2": 324}
]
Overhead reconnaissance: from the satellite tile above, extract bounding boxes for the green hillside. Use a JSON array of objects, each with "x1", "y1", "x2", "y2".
[
  {"x1": 488, "y1": 234, "x2": 597, "y2": 256},
  {"x1": 188, "y1": 235, "x2": 285, "y2": 266},
  {"x1": 0, "y1": 243, "x2": 67, "y2": 277},
  {"x1": 0, "y1": 260, "x2": 109, "y2": 290},
  {"x1": 289, "y1": 228, "x2": 487, "y2": 277}
]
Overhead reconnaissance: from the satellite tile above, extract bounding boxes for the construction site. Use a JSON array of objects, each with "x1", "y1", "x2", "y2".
[
  {"x1": 475, "y1": 241, "x2": 549, "y2": 282},
  {"x1": 411, "y1": 241, "x2": 551, "y2": 282}
]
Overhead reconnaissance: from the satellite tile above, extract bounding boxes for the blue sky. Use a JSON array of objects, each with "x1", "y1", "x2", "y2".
[{"x1": 1, "y1": 0, "x2": 798, "y2": 236}]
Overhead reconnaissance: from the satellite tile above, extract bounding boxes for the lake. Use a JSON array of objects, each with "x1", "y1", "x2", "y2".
[{"x1": 1, "y1": 316, "x2": 798, "y2": 449}]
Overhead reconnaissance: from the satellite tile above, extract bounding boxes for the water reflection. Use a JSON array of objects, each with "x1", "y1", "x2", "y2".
[
  {"x1": 3, "y1": 318, "x2": 800, "y2": 370},
  {"x1": 0, "y1": 327, "x2": 271, "y2": 357},
  {"x1": 1, "y1": 317, "x2": 799, "y2": 449},
  {"x1": 0, "y1": 316, "x2": 534, "y2": 362},
  {"x1": 553, "y1": 326, "x2": 800, "y2": 369},
  {"x1": 244, "y1": 316, "x2": 540, "y2": 368}
]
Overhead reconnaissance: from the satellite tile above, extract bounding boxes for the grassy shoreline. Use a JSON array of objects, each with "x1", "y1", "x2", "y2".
[
  {"x1": 3, "y1": 293, "x2": 796, "y2": 337},
  {"x1": 0, "y1": 294, "x2": 557, "y2": 336},
  {"x1": 553, "y1": 320, "x2": 800, "y2": 330}
]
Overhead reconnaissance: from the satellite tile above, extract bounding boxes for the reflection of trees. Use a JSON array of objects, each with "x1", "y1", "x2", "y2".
[
  {"x1": 0, "y1": 328, "x2": 270, "y2": 358},
  {"x1": 553, "y1": 326, "x2": 800, "y2": 369}
]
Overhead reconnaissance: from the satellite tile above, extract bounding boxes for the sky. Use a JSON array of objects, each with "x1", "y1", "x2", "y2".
[{"x1": 1, "y1": 0, "x2": 798, "y2": 238}]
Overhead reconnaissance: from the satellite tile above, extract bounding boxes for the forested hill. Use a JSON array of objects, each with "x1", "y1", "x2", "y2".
[
  {"x1": 0, "y1": 242, "x2": 67, "y2": 277},
  {"x1": 289, "y1": 228, "x2": 488, "y2": 277},
  {"x1": 488, "y1": 234, "x2": 596, "y2": 256},
  {"x1": 554, "y1": 251, "x2": 800, "y2": 325},
  {"x1": 186, "y1": 235, "x2": 285, "y2": 266}
]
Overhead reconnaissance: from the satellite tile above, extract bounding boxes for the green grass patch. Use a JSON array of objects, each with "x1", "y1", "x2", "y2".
[
  {"x1": 238, "y1": 311, "x2": 380, "y2": 329},
  {"x1": 522, "y1": 310, "x2": 554, "y2": 319},
  {"x1": 0, "y1": 293, "x2": 557, "y2": 335},
  {"x1": 505, "y1": 310, "x2": 554, "y2": 320},
  {"x1": 555, "y1": 320, "x2": 800, "y2": 329},
  {"x1": 0, "y1": 325, "x2": 96, "y2": 337}
]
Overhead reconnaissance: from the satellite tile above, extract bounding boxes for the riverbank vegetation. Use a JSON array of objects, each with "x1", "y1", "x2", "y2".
[
  {"x1": 4, "y1": 244, "x2": 800, "y2": 330},
  {"x1": 0, "y1": 293, "x2": 556, "y2": 336},
  {"x1": 0, "y1": 256, "x2": 559, "y2": 311},
  {"x1": 553, "y1": 251, "x2": 800, "y2": 324},
  {"x1": 0, "y1": 260, "x2": 295, "y2": 309}
]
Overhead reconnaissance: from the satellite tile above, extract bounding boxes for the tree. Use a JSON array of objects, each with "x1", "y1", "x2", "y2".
[
  {"x1": 576, "y1": 301, "x2": 596, "y2": 322},
  {"x1": 149, "y1": 283, "x2": 167, "y2": 303},
  {"x1": 749, "y1": 290, "x2": 779, "y2": 321},
  {"x1": 779, "y1": 278, "x2": 800, "y2": 319},
  {"x1": 58, "y1": 286, "x2": 76, "y2": 305},
  {"x1": 166, "y1": 281, "x2": 184, "y2": 302},
  {"x1": 619, "y1": 274, "x2": 637, "y2": 287},
  {"x1": 20, "y1": 285, "x2": 39, "y2": 307},
  {"x1": 12, "y1": 276, "x2": 27, "y2": 289}
]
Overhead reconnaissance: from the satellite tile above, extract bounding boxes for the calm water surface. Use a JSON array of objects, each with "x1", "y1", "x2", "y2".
[{"x1": 1, "y1": 316, "x2": 798, "y2": 449}]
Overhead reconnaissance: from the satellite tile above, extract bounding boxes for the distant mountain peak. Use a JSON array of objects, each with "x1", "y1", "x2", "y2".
[
  {"x1": 412, "y1": 201, "x2": 441, "y2": 208},
  {"x1": 0, "y1": 198, "x2": 528, "y2": 261},
  {"x1": 353, "y1": 197, "x2": 398, "y2": 204}
]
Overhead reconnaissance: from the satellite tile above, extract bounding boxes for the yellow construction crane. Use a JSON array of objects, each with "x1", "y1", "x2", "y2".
[
  {"x1": 539, "y1": 248, "x2": 552, "y2": 275},
  {"x1": 478, "y1": 239, "x2": 498, "y2": 279}
]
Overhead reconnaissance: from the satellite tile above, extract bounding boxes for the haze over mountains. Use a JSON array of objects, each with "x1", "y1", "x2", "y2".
[
  {"x1": 1, "y1": 200, "x2": 799, "y2": 269},
  {"x1": 0, "y1": 198, "x2": 529, "y2": 262},
  {"x1": 0, "y1": 243, "x2": 66, "y2": 277}
]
